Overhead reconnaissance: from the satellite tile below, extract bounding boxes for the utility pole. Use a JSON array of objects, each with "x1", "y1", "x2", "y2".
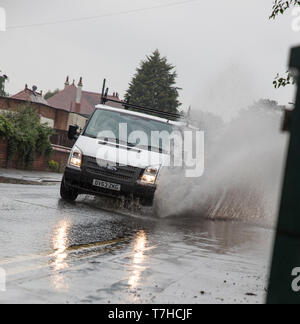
[{"x1": 267, "y1": 46, "x2": 300, "y2": 304}]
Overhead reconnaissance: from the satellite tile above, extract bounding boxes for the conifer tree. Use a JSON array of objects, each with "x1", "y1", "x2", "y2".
[
  {"x1": 125, "y1": 50, "x2": 181, "y2": 114},
  {"x1": 0, "y1": 72, "x2": 8, "y2": 97}
]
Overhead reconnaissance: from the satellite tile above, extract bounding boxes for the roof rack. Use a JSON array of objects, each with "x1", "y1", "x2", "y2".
[{"x1": 100, "y1": 79, "x2": 182, "y2": 121}]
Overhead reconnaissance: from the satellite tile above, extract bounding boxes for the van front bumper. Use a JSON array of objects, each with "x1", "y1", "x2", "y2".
[{"x1": 63, "y1": 166, "x2": 157, "y2": 201}]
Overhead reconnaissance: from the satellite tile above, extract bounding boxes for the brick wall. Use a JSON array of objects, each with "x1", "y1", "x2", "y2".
[
  {"x1": 0, "y1": 96, "x2": 55, "y2": 119},
  {"x1": 0, "y1": 97, "x2": 70, "y2": 131},
  {"x1": 51, "y1": 145, "x2": 71, "y2": 171},
  {"x1": 31, "y1": 148, "x2": 70, "y2": 172},
  {"x1": 0, "y1": 97, "x2": 73, "y2": 172},
  {"x1": 54, "y1": 110, "x2": 70, "y2": 130},
  {"x1": 0, "y1": 139, "x2": 7, "y2": 168},
  {"x1": 0, "y1": 138, "x2": 70, "y2": 172}
]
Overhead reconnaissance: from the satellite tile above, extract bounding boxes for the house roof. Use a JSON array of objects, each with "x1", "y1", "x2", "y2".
[
  {"x1": 47, "y1": 84, "x2": 123, "y2": 115},
  {"x1": 11, "y1": 86, "x2": 49, "y2": 105}
]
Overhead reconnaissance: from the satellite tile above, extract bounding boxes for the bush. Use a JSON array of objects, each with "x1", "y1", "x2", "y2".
[
  {"x1": 0, "y1": 104, "x2": 54, "y2": 167},
  {"x1": 0, "y1": 114, "x2": 13, "y2": 138},
  {"x1": 48, "y1": 160, "x2": 60, "y2": 172}
]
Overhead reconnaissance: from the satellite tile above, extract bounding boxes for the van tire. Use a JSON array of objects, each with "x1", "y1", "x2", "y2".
[{"x1": 60, "y1": 177, "x2": 78, "y2": 202}]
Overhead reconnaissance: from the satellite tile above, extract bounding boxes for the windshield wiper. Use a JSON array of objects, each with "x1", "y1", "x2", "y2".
[
  {"x1": 98, "y1": 138, "x2": 138, "y2": 148},
  {"x1": 135, "y1": 145, "x2": 166, "y2": 154},
  {"x1": 126, "y1": 142, "x2": 138, "y2": 147}
]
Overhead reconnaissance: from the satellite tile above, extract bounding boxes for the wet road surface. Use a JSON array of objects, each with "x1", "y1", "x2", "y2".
[{"x1": 0, "y1": 183, "x2": 274, "y2": 304}]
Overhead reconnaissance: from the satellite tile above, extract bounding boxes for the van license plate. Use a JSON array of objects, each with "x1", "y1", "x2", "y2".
[{"x1": 93, "y1": 179, "x2": 121, "y2": 192}]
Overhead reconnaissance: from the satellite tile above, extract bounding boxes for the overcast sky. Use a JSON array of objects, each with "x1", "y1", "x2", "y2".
[{"x1": 0, "y1": 0, "x2": 299, "y2": 119}]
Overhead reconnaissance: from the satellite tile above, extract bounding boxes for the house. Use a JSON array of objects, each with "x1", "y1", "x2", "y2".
[
  {"x1": 47, "y1": 76, "x2": 122, "y2": 117},
  {"x1": 0, "y1": 86, "x2": 71, "y2": 131},
  {"x1": 12, "y1": 84, "x2": 48, "y2": 105},
  {"x1": 0, "y1": 78, "x2": 123, "y2": 170},
  {"x1": 1, "y1": 77, "x2": 122, "y2": 132}
]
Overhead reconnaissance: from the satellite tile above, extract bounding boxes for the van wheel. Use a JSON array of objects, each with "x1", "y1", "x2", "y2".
[{"x1": 60, "y1": 177, "x2": 78, "y2": 202}]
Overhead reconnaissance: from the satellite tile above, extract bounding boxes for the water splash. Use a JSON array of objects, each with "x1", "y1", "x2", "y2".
[{"x1": 154, "y1": 102, "x2": 289, "y2": 227}]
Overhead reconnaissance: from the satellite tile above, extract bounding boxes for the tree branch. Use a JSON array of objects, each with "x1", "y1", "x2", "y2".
[{"x1": 270, "y1": 0, "x2": 300, "y2": 19}]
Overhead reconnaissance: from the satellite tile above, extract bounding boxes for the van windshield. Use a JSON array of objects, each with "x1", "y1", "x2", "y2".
[{"x1": 84, "y1": 109, "x2": 176, "y2": 153}]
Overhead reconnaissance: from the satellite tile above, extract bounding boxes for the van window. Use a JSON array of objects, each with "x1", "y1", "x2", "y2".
[{"x1": 84, "y1": 109, "x2": 176, "y2": 153}]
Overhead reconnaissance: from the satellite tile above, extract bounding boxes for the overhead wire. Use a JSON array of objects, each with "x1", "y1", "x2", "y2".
[{"x1": 7, "y1": 0, "x2": 200, "y2": 30}]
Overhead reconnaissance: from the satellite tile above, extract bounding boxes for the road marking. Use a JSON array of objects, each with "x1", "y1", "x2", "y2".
[
  {"x1": 5, "y1": 244, "x2": 128, "y2": 277},
  {"x1": 65, "y1": 237, "x2": 131, "y2": 252},
  {"x1": 0, "y1": 237, "x2": 133, "y2": 269}
]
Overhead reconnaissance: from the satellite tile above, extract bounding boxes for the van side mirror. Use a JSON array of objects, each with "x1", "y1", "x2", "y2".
[{"x1": 68, "y1": 125, "x2": 79, "y2": 140}]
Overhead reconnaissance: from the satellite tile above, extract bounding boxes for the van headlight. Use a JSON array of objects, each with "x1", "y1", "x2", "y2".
[
  {"x1": 141, "y1": 166, "x2": 160, "y2": 185},
  {"x1": 69, "y1": 146, "x2": 82, "y2": 169}
]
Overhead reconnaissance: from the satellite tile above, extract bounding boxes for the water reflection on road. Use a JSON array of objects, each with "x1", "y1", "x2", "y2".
[
  {"x1": 128, "y1": 230, "x2": 148, "y2": 289},
  {"x1": 51, "y1": 219, "x2": 71, "y2": 290}
]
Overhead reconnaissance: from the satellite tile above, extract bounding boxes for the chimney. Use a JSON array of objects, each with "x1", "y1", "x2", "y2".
[
  {"x1": 64, "y1": 76, "x2": 70, "y2": 88},
  {"x1": 75, "y1": 77, "x2": 83, "y2": 113}
]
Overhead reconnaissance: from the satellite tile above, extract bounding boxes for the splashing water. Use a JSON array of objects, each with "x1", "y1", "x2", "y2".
[{"x1": 154, "y1": 103, "x2": 289, "y2": 227}]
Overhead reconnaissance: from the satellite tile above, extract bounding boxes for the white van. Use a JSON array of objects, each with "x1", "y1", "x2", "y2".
[{"x1": 61, "y1": 102, "x2": 183, "y2": 205}]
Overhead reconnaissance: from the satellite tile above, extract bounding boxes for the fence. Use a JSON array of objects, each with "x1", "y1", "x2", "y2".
[{"x1": 50, "y1": 129, "x2": 75, "y2": 148}]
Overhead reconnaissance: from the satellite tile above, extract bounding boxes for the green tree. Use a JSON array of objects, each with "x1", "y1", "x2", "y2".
[
  {"x1": 273, "y1": 71, "x2": 295, "y2": 88},
  {"x1": 270, "y1": 1, "x2": 300, "y2": 87},
  {"x1": 0, "y1": 72, "x2": 8, "y2": 97},
  {"x1": 270, "y1": 0, "x2": 300, "y2": 19},
  {"x1": 44, "y1": 89, "x2": 59, "y2": 100},
  {"x1": 125, "y1": 50, "x2": 181, "y2": 115}
]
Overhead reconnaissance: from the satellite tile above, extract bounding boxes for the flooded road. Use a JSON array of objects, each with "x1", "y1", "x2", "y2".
[{"x1": 0, "y1": 183, "x2": 274, "y2": 304}]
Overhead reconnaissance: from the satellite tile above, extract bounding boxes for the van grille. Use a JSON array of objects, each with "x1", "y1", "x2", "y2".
[{"x1": 82, "y1": 156, "x2": 144, "y2": 184}]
